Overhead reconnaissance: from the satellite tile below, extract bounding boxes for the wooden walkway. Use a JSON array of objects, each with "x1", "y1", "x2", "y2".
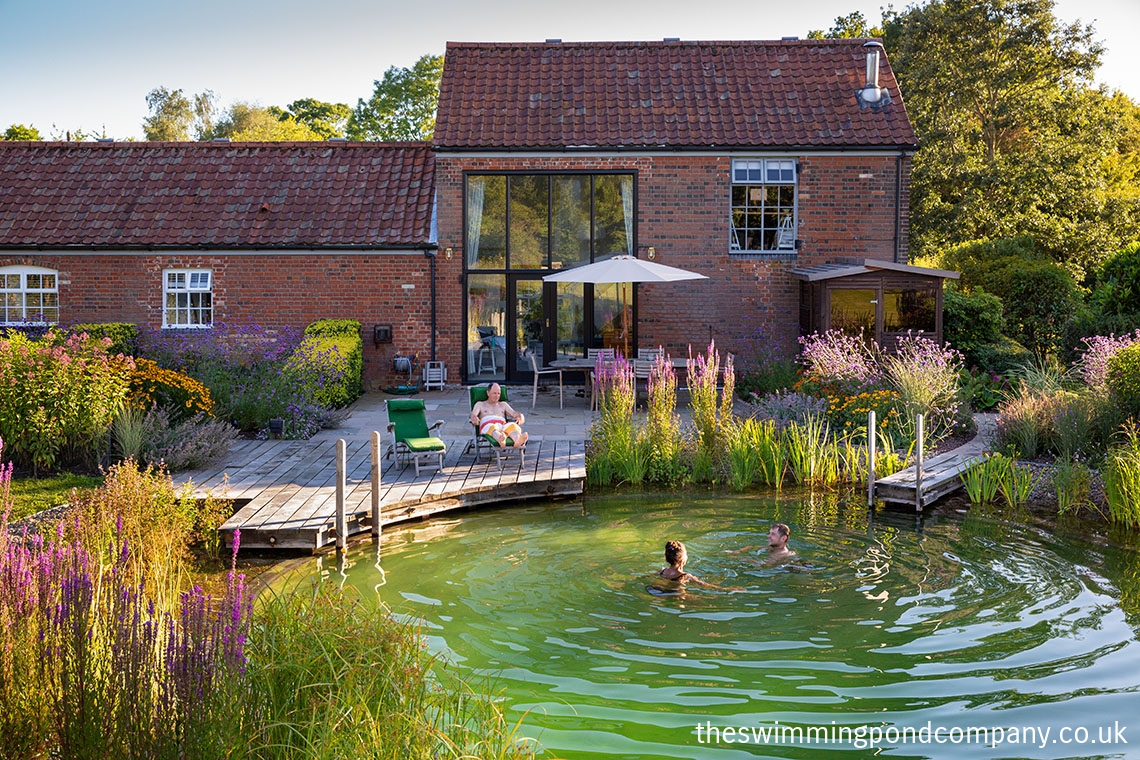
[
  {"x1": 175, "y1": 437, "x2": 586, "y2": 551},
  {"x1": 874, "y1": 422, "x2": 991, "y2": 510}
]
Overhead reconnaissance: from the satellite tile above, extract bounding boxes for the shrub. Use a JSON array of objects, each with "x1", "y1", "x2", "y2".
[
  {"x1": 943, "y1": 286, "x2": 1004, "y2": 366},
  {"x1": 881, "y1": 332, "x2": 967, "y2": 447},
  {"x1": 1106, "y1": 343, "x2": 1140, "y2": 419},
  {"x1": 1093, "y1": 241, "x2": 1140, "y2": 317},
  {"x1": 128, "y1": 357, "x2": 215, "y2": 420},
  {"x1": 959, "y1": 367, "x2": 1007, "y2": 411},
  {"x1": 737, "y1": 358, "x2": 799, "y2": 399},
  {"x1": 750, "y1": 390, "x2": 828, "y2": 431},
  {"x1": 0, "y1": 330, "x2": 134, "y2": 471},
  {"x1": 65, "y1": 322, "x2": 139, "y2": 356},
  {"x1": 798, "y1": 329, "x2": 879, "y2": 384},
  {"x1": 1073, "y1": 330, "x2": 1140, "y2": 394},
  {"x1": 973, "y1": 336, "x2": 1034, "y2": 375},
  {"x1": 139, "y1": 407, "x2": 240, "y2": 472},
  {"x1": 285, "y1": 333, "x2": 361, "y2": 409},
  {"x1": 1004, "y1": 261, "x2": 1081, "y2": 355}
]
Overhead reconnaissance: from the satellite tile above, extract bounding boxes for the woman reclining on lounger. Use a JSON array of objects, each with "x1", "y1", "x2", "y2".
[{"x1": 469, "y1": 382, "x2": 529, "y2": 448}]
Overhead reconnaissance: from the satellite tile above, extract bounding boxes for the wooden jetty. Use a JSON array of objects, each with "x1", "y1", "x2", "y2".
[
  {"x1": 874, "y1": 435, "x2": 987, "y2": 510},
  {"x1": 175, "y1": 437, "x2": 586, "y2": 551}
]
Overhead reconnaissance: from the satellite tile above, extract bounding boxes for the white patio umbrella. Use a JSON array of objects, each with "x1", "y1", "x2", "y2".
[{"x1": 542, "y1": 255, "x2": 708, "y2": 357}]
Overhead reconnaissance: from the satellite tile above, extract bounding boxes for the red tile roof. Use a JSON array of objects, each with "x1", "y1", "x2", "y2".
[
  {"x1": 0, "y1": 142, "x2": 435, "y2": 249},
  {"x1": 435, "y1": 40, "x2": 915, "y2": 150}
]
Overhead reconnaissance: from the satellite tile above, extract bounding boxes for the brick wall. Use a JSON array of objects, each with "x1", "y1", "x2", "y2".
[
  {"x1": 435, "y1": 152, "x2": 911, "y2": 366},
  {"x1": 0, "y1": 251, "x2": 464, "y2": 387}
]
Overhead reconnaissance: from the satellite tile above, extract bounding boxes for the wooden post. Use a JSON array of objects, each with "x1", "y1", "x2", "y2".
[
  {"x1": 371, "y1": 431, "x2": 382, "y2": 540},
  {"x1": 336, "y1": 438, "x2": 347, "y2": 552},
  {"x1": 867, "y1": 410, "x2": 877, "y2": 506},
  {"x1": 915, "y1": 414, "x2": 924, "y2": 512}
]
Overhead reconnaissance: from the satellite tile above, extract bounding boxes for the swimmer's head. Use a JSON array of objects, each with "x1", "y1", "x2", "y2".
[{"x1": 664, "y1": 540, "x2": 687, "y2": 566}]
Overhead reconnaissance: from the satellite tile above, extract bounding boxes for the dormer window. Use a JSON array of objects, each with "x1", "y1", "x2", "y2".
[{"x1": 730, "y1": 159, "x2": 797, "y2": 255}]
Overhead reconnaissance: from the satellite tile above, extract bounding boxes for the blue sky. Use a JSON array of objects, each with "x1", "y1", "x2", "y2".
[{"x1": 2, "y1": 0, "x2": 1137, "y2": 140}]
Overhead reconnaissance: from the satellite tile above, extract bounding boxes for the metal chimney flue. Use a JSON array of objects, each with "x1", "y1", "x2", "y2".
[{"x1": 855, "y1": 41, "x2": 892, "y2": 111}]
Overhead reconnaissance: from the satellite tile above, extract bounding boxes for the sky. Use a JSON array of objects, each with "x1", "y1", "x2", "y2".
[{"x1": 2, "y1": 0, "x2": 1139, "y2": 141}]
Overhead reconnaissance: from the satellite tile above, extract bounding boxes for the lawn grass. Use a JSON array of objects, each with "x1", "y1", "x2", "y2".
[{"x1": 6, "y1": 472, "x2": 103, "y2": 522}]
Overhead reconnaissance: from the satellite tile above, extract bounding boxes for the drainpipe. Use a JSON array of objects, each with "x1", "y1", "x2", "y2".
[
  {"x1": 424, "y1": 248, "x2": 437, "y2": 361},
  {"x1": 894, "y1": 151, "x2": 903, "y2": 263}
]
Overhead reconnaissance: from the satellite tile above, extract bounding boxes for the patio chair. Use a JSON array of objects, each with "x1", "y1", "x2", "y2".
[
  {"x1": 632, "y1": 358, "x2": 653, "y2": 406},
  {"x1": 637, "y1": 347, "x2": 664, "y2": 361},
  {"x1": 527, "y1": 350, "x2": 563, "y2": 409},
  {"x1": 385, "y1": 398, "x2": 446, "y2": 476},
  {"x1": 463, "y1": 385, "x2": 527, "y2": 469}
]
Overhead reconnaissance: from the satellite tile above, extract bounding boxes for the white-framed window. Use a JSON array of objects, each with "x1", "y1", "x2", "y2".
[
  {"x1": 0, "y1": 265, "x2": 59, "y2": 325},
  {"x1": 163, "y1": 269, "x2": 213, "y2": 328},
  {"x1": 730, "y1": 158, "x2": 797, "y2": 254}
]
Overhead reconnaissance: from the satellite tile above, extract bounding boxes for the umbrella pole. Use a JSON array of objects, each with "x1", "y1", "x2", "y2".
[{"x1": 622, "y1": 283, "x2": 629, "y2": 359}]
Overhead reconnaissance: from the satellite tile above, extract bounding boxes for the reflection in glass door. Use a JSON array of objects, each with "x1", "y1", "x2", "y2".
[
  {"x1": 467, "y1": 273, "x2": 506, "y2": 383},
  {"x1": 514, "y1": 279, "x2": 544, "y2": 376},
  {"x1": 555, "y1": 283, "x2": 585, "y2": 360}
]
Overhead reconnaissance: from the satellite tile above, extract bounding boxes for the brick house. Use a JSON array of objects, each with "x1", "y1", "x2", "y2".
[
  {"x1": 0, "y1": 142, "x2": 443, "y2": 384},
  {"x1": 2, "y1": 38, "x2": 940, "y2": 387},
  {"x1": 432, "y1": 39, "x2": 938, "y2": 384}
]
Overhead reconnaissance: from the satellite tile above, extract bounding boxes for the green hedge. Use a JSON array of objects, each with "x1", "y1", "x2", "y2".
[
  {"x1": 944, "y1": 287, "x2": 1004, "y2": 367},
  {"x1": 304, "y1": 319, "x2": 361, "y2": 339},
  {"x1": 66, "y1": 322, "x2": 139, "y2": 356},
  {"x1": 287, "y1": 320, "x2": 363, "y2": 408}
]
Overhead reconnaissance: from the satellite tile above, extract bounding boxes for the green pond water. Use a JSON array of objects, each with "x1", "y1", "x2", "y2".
[{"x1": 304, "y1": 492, "x2": 1140, "y2": 759}]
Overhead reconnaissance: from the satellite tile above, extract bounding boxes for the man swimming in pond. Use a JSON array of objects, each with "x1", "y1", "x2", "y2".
[
  {"x1": 734, "y1": 522, "x2": 797, "y2": 565},
  {"x1": 765, "y1": 522, "x2": 796, "y2": 564},
  {"x1": 469, "y1": 382, "x2": 528, "y2": 447}
]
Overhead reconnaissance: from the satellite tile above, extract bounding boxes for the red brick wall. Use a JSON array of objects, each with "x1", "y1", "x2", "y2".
[
  {"x1": 434, "y1": 152, "x2": 911, "y2": 366},
  {"x1": 6, "y1": 151, "x2": 910, "y2": 382},
  {"x1": 0, "y1": 251, "x2": 464, "y2": 387}
]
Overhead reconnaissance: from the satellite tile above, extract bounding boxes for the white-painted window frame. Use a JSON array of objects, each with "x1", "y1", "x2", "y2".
[
  {"x1": 163, "y1": 268, "x2": 213, "y2": 328},
  {"x1": 0, "y1": 265, "x2": 60, "y2": 325}
]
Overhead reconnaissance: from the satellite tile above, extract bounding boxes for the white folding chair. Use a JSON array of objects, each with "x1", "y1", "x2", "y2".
[
  {"x1": 528, "y1": 351, "x2": 563, "y2": 408},
  {"x1": 637, "y1": 347, "x2": 664, "y2": 361},
  {"x1": 422, "y1": 360, "x2": 446, "y2": 391}
]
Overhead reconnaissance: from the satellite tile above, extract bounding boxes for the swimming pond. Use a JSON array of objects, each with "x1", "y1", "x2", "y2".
[{"x1": 309, "y1": 492, "x2": 1140, "y2": 759}]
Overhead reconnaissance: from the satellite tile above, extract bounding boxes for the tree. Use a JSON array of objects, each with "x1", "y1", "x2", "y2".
[
  {"x1": 211, "y1": 102, "x2": 322, "y2": 141},
  {"x1": 877, "y1": 0, "x2": 1140, "y2": 271},
  {"x1": 808, "y1": 11, "x2": 883, "y2": 39},
  {"x1": 270, "y1": 99, "x2": 351, "y2": 140},
  {"x1": 143, "y1": 87, "x2": 216, "y2": 141},
  {"x1": 348, "y1": 53, "x2": 443, "y2": 141},
  {"x1": 3, "y1": 124, "x2": 42, "y2": 140}
]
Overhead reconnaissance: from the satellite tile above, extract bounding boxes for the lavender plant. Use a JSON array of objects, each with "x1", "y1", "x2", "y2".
[{"x1": 749, "y1": 390, "x2": 829, "y2": 431}]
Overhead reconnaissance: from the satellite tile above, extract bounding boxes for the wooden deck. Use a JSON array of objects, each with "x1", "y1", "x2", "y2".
[
  {"x1": 874, "y1": 436, "x2": 987, "y2": 510},
  {"x1": 175, "y1": 437, "x2": 586, "y2": 551}
]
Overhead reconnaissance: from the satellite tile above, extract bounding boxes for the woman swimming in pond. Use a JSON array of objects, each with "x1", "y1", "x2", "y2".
[{"x1": 656, "y1": 540, "x2": 731, "y2": 589}]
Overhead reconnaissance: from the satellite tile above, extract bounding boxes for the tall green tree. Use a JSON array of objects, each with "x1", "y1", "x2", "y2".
[
  {"x1": 211, "y1": 103, "x2": 322, "y2": 141},
  {"x1": 3, "y1": 124, "x2": 42, "y2": 140},
  {"x1": 270, "y1": 99, "x2": 351, "y2": 139},
  {"x1": 808, "y1": 11, "x2": 883, "y2": 39},
  {"x1": 878, "y1": 0, "x2": 1140, "y2": 272},
  {"x1": 348, "y1": 53, "x2": 443, "y2": 141},
  {"x1": 142, "y1": 87, "x2": 216, "y2": 141}
]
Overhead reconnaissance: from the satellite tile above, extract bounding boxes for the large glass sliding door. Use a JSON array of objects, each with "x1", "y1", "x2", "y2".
[{"x1": 464, "y1": 172, "x2": 635, "y2": 383}]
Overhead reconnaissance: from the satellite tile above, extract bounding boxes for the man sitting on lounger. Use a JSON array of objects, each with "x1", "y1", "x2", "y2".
[{"x1": 469, "y1": 382, "x2": 529, "y2": 448}]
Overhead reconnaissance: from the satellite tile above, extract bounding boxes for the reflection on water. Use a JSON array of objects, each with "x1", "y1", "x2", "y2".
[{"x1": 293, "y1": 491, "x2": 1140, "y2": 760}]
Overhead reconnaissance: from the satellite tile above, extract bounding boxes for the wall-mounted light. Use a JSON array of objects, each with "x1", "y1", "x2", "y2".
[
  {"x1": 855, "y1": 41, "x2": 892, "y2": 112},
  {"x1": 647, "y1": 246, "x2": 656, "y2": 259},
  {"x1": 445, "y1": 247, "x2": 453, "y2": 260}
]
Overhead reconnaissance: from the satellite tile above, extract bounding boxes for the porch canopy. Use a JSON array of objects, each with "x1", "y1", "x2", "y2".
[{"x1": 789, "y1": 259, "x2": 960, "y2": 347}]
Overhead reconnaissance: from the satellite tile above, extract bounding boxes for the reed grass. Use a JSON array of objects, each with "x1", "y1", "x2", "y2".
[
  {"x1": 1052, "y1": 458, "x2": 1093, "y2": 516},
  {"x1": 784, "y1": 415, "x2": 841, "y2": 487},
  {"x1": 246, "y1": 584, "x2": 537, "y2": 760},
  {"x1": 961, "y1": 455, "x2": 1003, "y2": 505},
  {"x1": 1103, "y1": 424, "x2": 1140, "y2": 529},
  {"x1": 996, "y1": 456, "x2": 1035, "y2": 507}
]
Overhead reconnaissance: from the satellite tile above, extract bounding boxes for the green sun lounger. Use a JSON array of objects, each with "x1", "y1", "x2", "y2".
[{"x1": 385, "y1": 398, "x2": 446, "y2": 476}]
